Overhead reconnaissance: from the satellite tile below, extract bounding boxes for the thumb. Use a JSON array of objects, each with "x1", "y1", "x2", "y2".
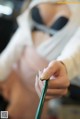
[{"x1": 41, "y1": 61, "x2": 59, "y2": 80}]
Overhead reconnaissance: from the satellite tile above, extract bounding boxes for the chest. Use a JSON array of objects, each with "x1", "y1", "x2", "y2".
[{"x1": 32, "y1": 31, "x2": 51, "y2": 47}]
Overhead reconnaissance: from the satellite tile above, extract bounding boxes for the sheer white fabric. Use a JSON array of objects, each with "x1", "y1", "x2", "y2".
[{"x1": 0, "y1": 0, "x2": 80, "y2": 81}]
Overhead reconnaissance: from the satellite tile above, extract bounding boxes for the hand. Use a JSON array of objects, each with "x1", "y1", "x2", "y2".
[{"x1": 35, "y1": 61, "x2": 70, "y2": 100}]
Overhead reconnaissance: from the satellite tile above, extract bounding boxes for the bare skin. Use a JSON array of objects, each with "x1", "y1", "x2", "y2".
[
  {"x1": 35, "y1": 61, "x2": 70, "y2": 100},
  {"x1": 32, "y1": 3, "x2": 71, "y2": 47},
  {"x1": 0, "y1": 47, "x2": 48, "y2": 119}
]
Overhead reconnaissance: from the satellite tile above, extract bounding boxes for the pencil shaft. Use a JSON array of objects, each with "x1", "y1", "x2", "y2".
[{"x1": 35, "y1": 80, "x2": 48, "y2": 119}]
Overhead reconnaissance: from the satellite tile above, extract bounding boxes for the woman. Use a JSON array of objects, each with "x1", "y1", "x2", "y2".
[{"x1": 0, "y1": 0, "x2": 80, "y2": 119}]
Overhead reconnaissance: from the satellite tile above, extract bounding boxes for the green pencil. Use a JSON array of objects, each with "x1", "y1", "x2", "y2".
[{"x1": 35, "y1": 80, "x2": 48, "y2": 119}]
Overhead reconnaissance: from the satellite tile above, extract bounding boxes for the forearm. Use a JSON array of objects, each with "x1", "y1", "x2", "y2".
[{"x1": 57, "y1": 28, "x2": 80, "y2": 80}]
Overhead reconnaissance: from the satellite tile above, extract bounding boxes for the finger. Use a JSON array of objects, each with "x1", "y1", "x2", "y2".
[
  {"x1": 46, "y1": 89, "x2": 68, "y2": 96},
  {"x1": 45, "y1": 95, "x2": 61, "y2": 101},
  {"x1": 35, "y1": 76, "x2": 41, "y2": 97},
  {"x1": 48, "y1": 78, "x2": 70, "y2": 89},
  {"x1": 38, "y1": 79, "x2": 44, "y2": 92},
  {"x1": 41, "y1": 61, "x2": 60, "y2": 80}
]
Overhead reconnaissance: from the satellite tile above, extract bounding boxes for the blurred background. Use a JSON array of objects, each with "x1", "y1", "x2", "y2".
[
  {"x1": 0, "y1": 0, "x2": 80, "y2": 119},
  {"x1": 0, "y1": 0, "x2": 27, "y2": 52}
]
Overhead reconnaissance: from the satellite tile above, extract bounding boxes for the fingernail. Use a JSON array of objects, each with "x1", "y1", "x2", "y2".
[
  {"x1": 40, "y1": 72, "x2": 47, "y2": 80},
  {"x1": 40, "y1": 73, "x2": 46, "y2": 81},
  {"x1": 38, "y1": 70, "x2": 48, "y2": 81},
  {"x1": 40, "y1": 78, "x2": 45, "y2": 81}
]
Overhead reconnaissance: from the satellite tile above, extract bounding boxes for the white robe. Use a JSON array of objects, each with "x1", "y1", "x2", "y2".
[{"x1": 0, "y1": 0, "x2": 80, "y2": 83}]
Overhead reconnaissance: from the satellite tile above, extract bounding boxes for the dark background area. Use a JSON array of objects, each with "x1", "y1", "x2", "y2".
[{"x1": 0, "y1": 0, "x2": 25, "y2": 53}]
